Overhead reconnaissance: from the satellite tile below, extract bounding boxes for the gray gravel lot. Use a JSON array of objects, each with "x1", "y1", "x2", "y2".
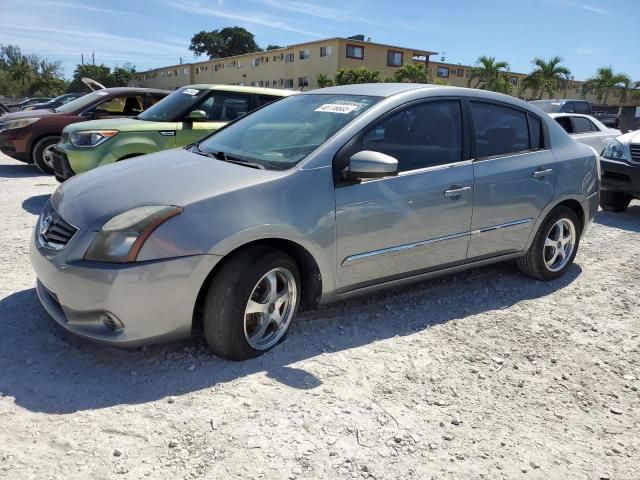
[{"x1": 0, "y1": 152, "x2": 638, "y2": 480}]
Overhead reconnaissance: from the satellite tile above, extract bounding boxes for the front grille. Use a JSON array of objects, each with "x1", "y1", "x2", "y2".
[
  {"x1": 630, "y1": 144, "x2": 640, "y2": 164},
  {"x1": 37, "y1": 203, "x2": 77, "y2": 250}
]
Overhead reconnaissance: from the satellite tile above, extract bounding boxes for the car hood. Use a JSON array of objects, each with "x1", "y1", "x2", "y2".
[
  {"x1": 63, "y1": 117, "x2": 177, "y2": 134},
  {"x1": 617, "y1": 129, "x2": 640, "y2": 144},
  {"x1": 52, "y1": 148, "x2": 284, "y2": 230},
  {"x1": 0, "y1": 110, "x2": 57, "y2": 122}
]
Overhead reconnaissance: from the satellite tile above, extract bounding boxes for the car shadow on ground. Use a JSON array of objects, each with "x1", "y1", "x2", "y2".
[
  {"x1": 21, "y1": 194, "x2": 50, "y2": 215},
  {"x1": 594, "y1": 204, "x2": 640, "y2": 233},
  {"x1": 0, "y1": 163, "x2": 47, "y2": 178},
  {"x1": 0, "y1": 262, "x2": 582, "y2": 414}
]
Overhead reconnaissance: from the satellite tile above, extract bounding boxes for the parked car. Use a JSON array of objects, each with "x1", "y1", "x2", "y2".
[
  {"x1": 549, "y1": 113, "x2": 620, "y2": 151},
  {"x1": 31, "y1": 84, "x2": 599, "y2": 360},
  {"x1": 51, "y1": 85, "x2": 296, "y2": 181},
  {"x1": 0, "y1": 87, "x2": 169, "y2": 174},
  {"x1": 21, "y1": 93, "x2": 85, "y2": 111},
  {"x1": 530, "y1": 99, "x2": 619, "y2": 129},
  {"x1": 3, "y1": 97, "x2": 51, "y2": 112},
  {"x1": 599, "y1": 129, "x2": 640, "y2": 212}
]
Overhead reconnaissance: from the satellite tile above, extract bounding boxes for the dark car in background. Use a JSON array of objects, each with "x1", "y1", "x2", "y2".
[
  {"x1": 0, "y1": 87, "x2": 169, "y2": 173},
  {"x1": 1, "y1": 97, "x2": 51, "y2": 113},
  {"x1": 21, "y1": 93, "x2": 85, "y2": 111},
  {"x1": 530, "y1": 98, "x2": 620, "y2": 129}
]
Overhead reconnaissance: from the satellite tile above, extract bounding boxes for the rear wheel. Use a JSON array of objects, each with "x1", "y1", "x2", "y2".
[
  {"x1": 517, "y1": 206, "x2": 580, "y2": 281},
  {"x1": 600, "y1": 191, "x2": 631, "y2": 212},
  {"x1": 202, "y1": 246, "x2": 300, "y2": 360},
  {"x1": 32, "y1": 136, "x2": 61, "y2": 174}
]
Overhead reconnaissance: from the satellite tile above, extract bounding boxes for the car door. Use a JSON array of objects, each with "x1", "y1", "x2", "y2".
[
  {"x1": 468, "y1": 100, "x2": 555, "y2": 259},
  {"x1": 175, "y1": 92, "x2": 250, "y2": 146},
  {"x1": 335, "y1": 98, "x2": 474, "y2": 290}
]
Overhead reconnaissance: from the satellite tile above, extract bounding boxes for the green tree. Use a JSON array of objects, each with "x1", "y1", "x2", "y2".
[
  {"x1": 111, "y1": 63, "x2": 137, "y2": 86},
  {"x1": 467, "y1": 56, "x2": 511, "y2": 93},
  {"x1": 316, "y1": 73, "x2": 333, "y2": 88},
  {"x1": 582, "y1": 67, "x2": 632, "y2": 104},
  {"x1": 189, "y1": 26, "x2": 261, "y2": 59},
  {"x1": 265, "y1": 44, "x2": 283, "y2": 50},
  {"x1": 523, "y1": 56, "x2": 571, "y2": 100},
  {"x1": 393, "y1": 63, "x2": 430, "y2": 83},
  {"x1": 67, "y1": 64, "x2": 127, "y2": 91},
  {"x1": 334, "y1": 67, "x2": 382, "y2": 85}
]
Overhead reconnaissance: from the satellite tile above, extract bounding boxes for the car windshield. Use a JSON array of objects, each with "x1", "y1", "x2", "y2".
[
  {"x1": 137, "y1": 87, "x2": 210, "y2": 122},
  {"x1": 530, "y1": 100, "x2": 562, "y2": 113},
  {"x1": 198, "y1": 94, "x2": 380, "y2": 170},
  {"x1": 55, "y1": 91, "x2": 107, "y2": 114}
]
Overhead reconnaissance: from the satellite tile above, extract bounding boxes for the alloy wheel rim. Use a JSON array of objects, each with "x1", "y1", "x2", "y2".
[
  {"x1": 244, "y1": 267, "x2": 297, "y2": 350},
  {"x1": 543, "y1": 218, "x2": 576, "y2": 272},
  {"x1": 42, "y1": 143, "x2": 58, "y2": 168}
]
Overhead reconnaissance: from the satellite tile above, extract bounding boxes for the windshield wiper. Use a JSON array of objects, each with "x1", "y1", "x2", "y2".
[{"x1": 191, "y1": 146, "x2": 265, "y2": 170}]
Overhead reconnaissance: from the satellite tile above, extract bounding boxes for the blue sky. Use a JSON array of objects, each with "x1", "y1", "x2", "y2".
[{"x1": 1, "y1": 0, "x2": 637, "y2": 81}]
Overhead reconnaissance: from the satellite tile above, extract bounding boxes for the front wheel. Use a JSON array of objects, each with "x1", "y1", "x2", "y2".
[
  {"x1": 202, "y1": 246, "x2": 300, "y2": 360},
  {"x1": 32, "y1": 136, "x2": 61, "y2": 174},
  {"x1": 517, "y1": 206, "x2": 580, "y2": 281},
  {"x1": 600, "y1": 191, "x2": 631, "y2": 212}
]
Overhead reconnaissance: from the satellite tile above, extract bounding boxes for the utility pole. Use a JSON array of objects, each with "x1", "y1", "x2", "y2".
[
  {"x1": 81, "y1": 53, "x2": 84, "y2": 65},
  {"x1": 92, "y1": 52, "x2": 95, "y2": 65}
]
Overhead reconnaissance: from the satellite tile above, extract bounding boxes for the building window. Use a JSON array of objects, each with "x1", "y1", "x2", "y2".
[
  {"x1": 251, "y1": 58, "x2": 261, "y2": 67},
  {"x1": 195, "y1": 67, "x2": 200, "y2": 75},
  {"x1": 251, "y1": 81, "x2": 258, "y2": 87},
  {"x1": 183, "y1": 68, "x2": 188, "y2": 75},
  {"x1": 237, "y1": 61, "x2": 244, "y2": 68},
  {"x1": 456, "y1": 68, "x2": 464, "y2": 77},
  {"x1": 174, "y1": 69, "x2": 178, "y2": 76},
  {"x1": 320, "y1": 46, "x2": 332, "y2": 57},
  {"x1": 214, "y1": 64, "x2": 221, "y2": 72},
  {"x1": 387, "y1": 50, "x2": 403, "y2": 67},
  {"x1": 509, "y1": 76, "x2": 518, "y2": 86},
  {"x1": 346, "y1": 44, "x2": 364, "y2": 59},
  {"x1": 437, "y1": 67, "x2": 449, "y2": 78},
  {"x1": 284, "y1": 79, "x2": 294, "y2": 88},
  {"x1": 299, "y1": 49, "x2": 310, "y2": 60},
  {"x1": 284, "y1": 53, "x2": 294, "y2": 63},
  {"x1": 298, "y1": 76, "x2": 309, "y2": 87}
]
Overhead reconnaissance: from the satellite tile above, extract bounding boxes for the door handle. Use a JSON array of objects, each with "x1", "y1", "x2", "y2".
[
  {"x1": 444, "y1": 186, "x2": 472, "y2": 198},
  {"x1": 533, "y1": 168, "x2": 554, "y2": 178}
]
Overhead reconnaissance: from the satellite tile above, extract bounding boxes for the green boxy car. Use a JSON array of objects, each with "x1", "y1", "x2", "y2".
[{"x1": 51, "y1": 85, "x2": 296, "y2": 181}]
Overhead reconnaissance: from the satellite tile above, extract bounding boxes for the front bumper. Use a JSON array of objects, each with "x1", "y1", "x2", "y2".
[
  {"x1": 0, "y1": 129, "x2": 30, "y2": 162},
  {"x1": 51, "y1": 146, "x2": 76, "y2": 180},
  {"x1": 30, "y1": 225, "x2": 222, "y2": 347},
  {"x1": 600, "y1": 157, "x2": 640, "y2": 196}
]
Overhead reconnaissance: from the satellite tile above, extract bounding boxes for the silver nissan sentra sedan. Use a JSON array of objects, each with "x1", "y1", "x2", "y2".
[{"x1": 31, "y1": 84, "x2": 599, "y2": 360}]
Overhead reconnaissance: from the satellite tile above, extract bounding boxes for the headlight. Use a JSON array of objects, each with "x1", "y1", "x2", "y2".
[
  {"x1": 602, "y1": 140, "x2": 627, "y2": 160},
  {"x1": 70, "y1": 130, "x2": 118, "y2": 148},
  {"x1": 3, "y1": 117, "x2": 40, "y2": 130},
  {"x1": 85, "y1": 206, "x2": 182, "y2": 263}
]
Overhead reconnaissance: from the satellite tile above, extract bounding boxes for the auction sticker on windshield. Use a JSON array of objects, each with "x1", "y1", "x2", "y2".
[
  {"x1": 182, "y1": 88, "x2": 199, "y2": 96},
  {"x1": 315, "y1": 103, "x2": 359, "y2": 114}
]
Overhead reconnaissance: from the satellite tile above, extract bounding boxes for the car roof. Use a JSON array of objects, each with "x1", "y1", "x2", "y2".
[
  {"x1": 186, "y1": 84, "x2": 296, "y2": 97},
  {"x1": 549, "y1": 113, "x2": 593, "y2": 118},
  {"x1": 302, "y1": 83, "x2": 443, "y2": 97},
  {"x1": 99, "y1": 87, "x2": 170, "y2": 94}
]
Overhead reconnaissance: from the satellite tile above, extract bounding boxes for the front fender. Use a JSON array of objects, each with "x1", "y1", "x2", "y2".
[{"x1": 97, "y1": 134, "x2": 166, "y2": 167}]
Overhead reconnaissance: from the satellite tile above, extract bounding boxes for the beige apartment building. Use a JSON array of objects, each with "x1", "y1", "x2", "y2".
[{"x1": 131, "y1": 35, "x2": 633, "y2": 107}]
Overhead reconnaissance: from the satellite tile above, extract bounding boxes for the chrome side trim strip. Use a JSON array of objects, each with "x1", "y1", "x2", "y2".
[
  {"x1": 470, "y1": 218, "x2": 532, "y2": 236},
  {"x1": 342, "y1": 231, "x2": 470, "y2": 267},
  {"x1": 341, "y1": 218, "x2": 533, "y2": 267}
]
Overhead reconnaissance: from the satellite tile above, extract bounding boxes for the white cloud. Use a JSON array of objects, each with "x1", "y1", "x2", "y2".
[
  {"x1": 18, "y1": 0, "x2": 133, "y2": 15},
  {"x1": 257, "y1": 0, "x2": 367, "y2": 23},
  {"x1": 542, "y1": 0, "x2": 610, "y2": 15},
  {"x1": 168, "y1": 1, "x2": 324, "y2": 37}
]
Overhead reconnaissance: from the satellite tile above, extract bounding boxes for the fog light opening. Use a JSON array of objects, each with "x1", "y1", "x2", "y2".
[{"x1": 102, "y1": 313, "x2": 124, "y2": 332}]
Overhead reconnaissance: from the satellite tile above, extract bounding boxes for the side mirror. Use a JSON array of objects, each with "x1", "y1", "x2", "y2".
[
  {"x1": 343, "y1": 150, "x2": 398, "y2": 180},
  {"x1": 187, "y1": 110, "x2": 207, "y2": 121}
]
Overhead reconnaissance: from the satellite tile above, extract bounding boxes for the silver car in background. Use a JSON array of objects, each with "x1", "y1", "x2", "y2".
[
  {"x1": 549, "y1": 112, "x2": 621, "y2": 152},
  {"x1": 31, "y1": 84, "x2": 600, "y2": 360}
]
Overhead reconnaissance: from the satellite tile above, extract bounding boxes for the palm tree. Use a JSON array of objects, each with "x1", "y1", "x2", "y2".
[
  {"x1": 467, "y1": 56, "x2": 510, "y2": 92},
  {"x1": 9, "y1": 57, "x2": 34, "y2": 87},
  {"x1": 334, "y1": 67, "x2": 382, "y2": 85},
  {"x1": 393, "y1": 63, "x2": 430, "y2": 83},
  {"x1": 582, "y1": 67, "x2": 632, "y2": 104},
  {"x1": 316, "y1": 73, "x2": 333, "y2": 88},
  {"x1": 523, "y1": 56, "x2": 571, "y2": 100}
]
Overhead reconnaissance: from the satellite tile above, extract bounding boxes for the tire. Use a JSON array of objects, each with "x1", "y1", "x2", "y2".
[
  {"x1": 32, "y1": 136, "x2": 61, "y2": 174},
  {"x1": 600, "y1": 191, "x2": 631, "y2": 212},
  {"x1": 202, "y1": 246, "x2": 301, "y2": 360},
  {"x1": 517, "y1": 206, "x2": 581, "y2": 281},
  {"x1": 54, "y1": 174, "x2": 66, "y2": 183}
]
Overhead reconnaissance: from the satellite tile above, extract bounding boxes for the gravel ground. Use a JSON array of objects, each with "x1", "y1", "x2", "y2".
[{"x1": 0, "y1": 152, "x2": 638, "y2": 480}]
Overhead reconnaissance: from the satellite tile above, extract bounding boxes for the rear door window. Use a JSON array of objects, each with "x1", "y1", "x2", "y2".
[
  {"x1": 572, "y1": 116, "x2": 597, "y2": 133},
  {"x1": 362, "y1": 100, "x2": 463, "y2": 172},
  {"x1": 470, "y1": 101, "x2": 530, "y2": 158}
]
